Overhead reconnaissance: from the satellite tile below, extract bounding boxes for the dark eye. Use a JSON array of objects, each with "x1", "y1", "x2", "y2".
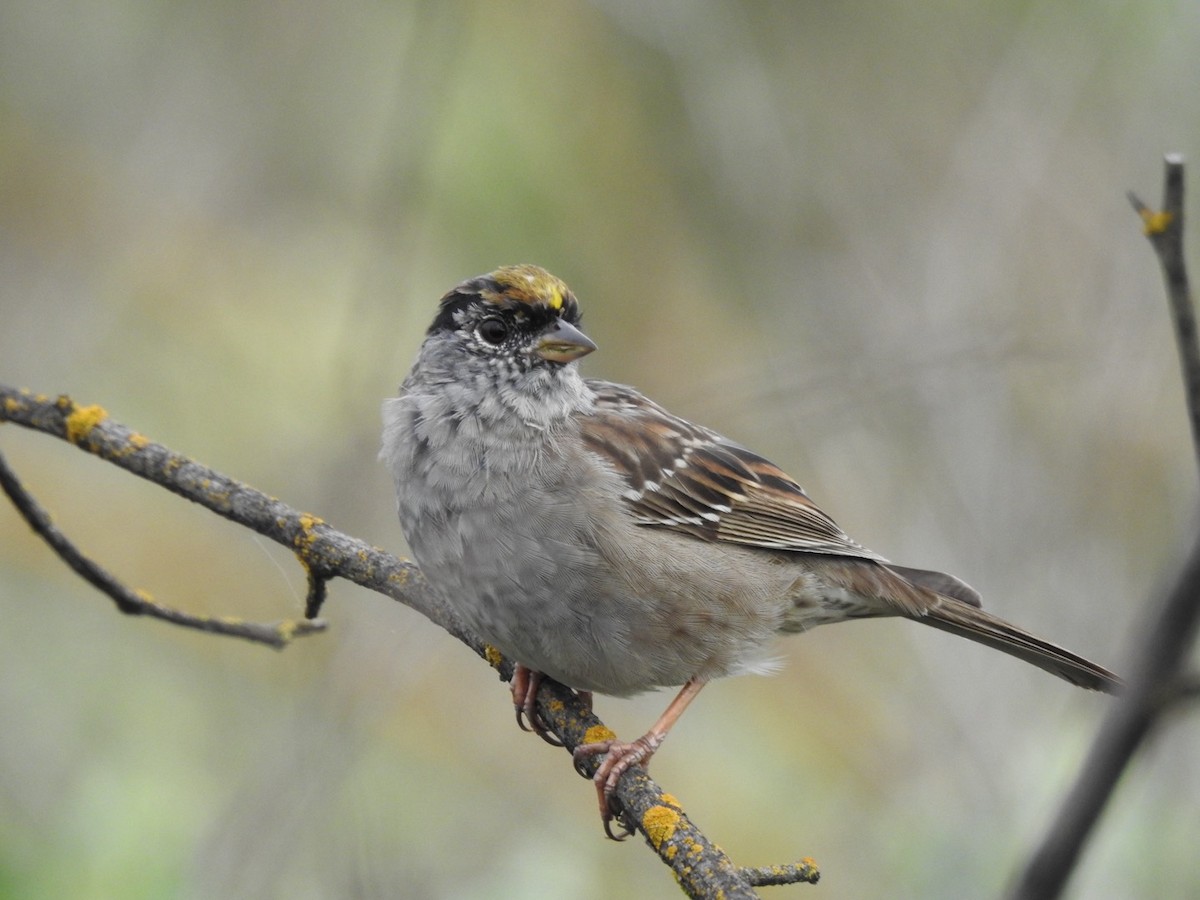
[{"x1": 477, "y1": 316, "x2": 509, "y2": 345}]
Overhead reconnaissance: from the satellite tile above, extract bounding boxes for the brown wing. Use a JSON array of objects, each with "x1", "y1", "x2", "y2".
[{"x1": 580, "y1": 381, "x2": 885, "y2": 560}]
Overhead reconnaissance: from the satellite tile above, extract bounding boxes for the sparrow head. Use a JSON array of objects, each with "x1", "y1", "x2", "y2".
[{"x1": 427, "y1": 264, "x2": 596, "y2": 365}]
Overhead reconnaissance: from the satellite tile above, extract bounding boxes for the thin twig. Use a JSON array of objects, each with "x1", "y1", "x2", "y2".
[
  {"x1": 0, "y1": 450, "x2": 324, "y2": 648},
  {"x1": 1128, "y1": 154, "x2": 1199, "y2": 477},
  {"x1": 1009, "y1": 155, "x2": 1200, "y2": 899},
  {"x1": 741, "y1": 861, "x2": 822, "y2": 887}
]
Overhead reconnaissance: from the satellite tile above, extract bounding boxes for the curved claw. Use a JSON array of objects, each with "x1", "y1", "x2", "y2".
[
  {"x1": 510, "y1": 665, "x2": 564, "y2": 746},
  {"x1": 572, "y1": 739, "x2": 612, "y2": 778},
  {"x1": 603, "y1": 806, "x2": 635, "y2": 841}
]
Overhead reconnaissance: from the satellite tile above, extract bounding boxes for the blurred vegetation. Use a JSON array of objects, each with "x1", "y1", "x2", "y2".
[{"x1": 2, "y1": 1, "x2": 1199, "y2": 897}]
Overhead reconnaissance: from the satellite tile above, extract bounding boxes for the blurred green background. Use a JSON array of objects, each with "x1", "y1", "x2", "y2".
[{"x1": 2, "y1": 1, "x2": 1199, "y2": 897}]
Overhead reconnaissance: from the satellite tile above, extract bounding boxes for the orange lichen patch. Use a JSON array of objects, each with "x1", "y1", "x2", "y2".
[
  {"x1": 642, "y1": 804, "x2": 680, "y2": 849},
  {"x1": 3, "y1": 395, "x2": 27, "y2": 416},
  {"x1": 582, "y1": 724, "x2": 617, "y2": 745},
  {"x1": 660, "y1": 792, "x2": 681, "y2": 808},
  {"x1": 483, "y1": 644, "x2": 504, "y2": 668},
  {"x1": 294, "y1": 514, "x2": 324, "y2": 552},
  {"x1": 1139, "y1": 207, "x2": 1174, "y2": 235},
  {"x1": 65, "y1": 404, "x2": 108, "y2": 444},
  {"x1": 113, "y1": 431, "x2": 151, "y2": 458}
]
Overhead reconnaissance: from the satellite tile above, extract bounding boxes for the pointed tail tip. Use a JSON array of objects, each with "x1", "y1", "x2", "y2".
[{"x1": 918, "y1": 599, "x2": 1123, "y2": 695}]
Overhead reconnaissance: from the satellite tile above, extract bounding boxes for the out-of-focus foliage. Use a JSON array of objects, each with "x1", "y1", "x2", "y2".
[{"x1": 2, "y1": 2, "x2": 1198, "y2": 897}]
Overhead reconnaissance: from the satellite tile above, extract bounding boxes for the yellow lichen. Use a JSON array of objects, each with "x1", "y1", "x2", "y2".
[
  {"x1": 113, "y1": 432, "x2": 151, "y2": 458},
  {"x1": 642, "y1": 804, "x2": 680, "y2": 849},
  {"x1": 65, "y1": 403, "x2": 108, "y2": 444},
  {"x1": 295, "y1": 514, "x2": 324, "y2": 552},
  {"x1": 582, "y1": 724, "x2": 617, "y2": 745},
  {"x1": 1140, "y1": 207, "x2": 1173, "y2": 235},
  {"x1": 299, "y1": 514, "x2": 324, "y2": 530},
  {"x1": 3, "y1": 395, "x2": 26, "y2": 416},
  {"x1": 483, "y1": 645, "x2": 504, "y2": 668}
]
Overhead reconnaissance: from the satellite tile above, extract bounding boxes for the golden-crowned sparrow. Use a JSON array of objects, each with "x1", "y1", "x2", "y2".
[{"x1": 381, "y1": 264, "x2": 1119, "y2": 837}]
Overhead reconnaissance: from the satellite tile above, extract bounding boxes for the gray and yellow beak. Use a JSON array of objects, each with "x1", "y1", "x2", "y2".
[{"x1": 536, "y1": 319, "x2": 597, "y2": 363}]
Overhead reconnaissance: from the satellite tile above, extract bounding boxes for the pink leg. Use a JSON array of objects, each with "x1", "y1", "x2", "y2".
[{"x1": 572, "y1": 678, "x2": 707, "y2": 839}]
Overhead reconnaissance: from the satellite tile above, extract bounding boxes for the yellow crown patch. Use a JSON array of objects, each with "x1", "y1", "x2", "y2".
[{"x1": 488, "y1": 264, "x2": 568, "y2": 311}]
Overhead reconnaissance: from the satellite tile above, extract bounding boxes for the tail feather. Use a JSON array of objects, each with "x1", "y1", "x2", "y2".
[
  {"x1": 885, "y1": 564, "x2": 982, "y2": 608},
  {"x1": 919, "y1": 598, "x2": 1121, "y2": 694},
  {"x1": 811, "y1": 557, "x2": 1122, "y2": 693}
]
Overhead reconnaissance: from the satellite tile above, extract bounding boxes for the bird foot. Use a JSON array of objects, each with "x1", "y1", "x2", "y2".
[
  {"x1": 511, "y1": 665, "x2": 563, "y2": 746},
  {"x1": 573, "y1": 732, "x2": 664, "y2": 840}
]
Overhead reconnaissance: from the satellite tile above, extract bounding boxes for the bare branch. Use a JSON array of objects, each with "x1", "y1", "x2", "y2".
[
  {"x1": 1127, "y1": 154, "x2": 1200, "y2": 472},
  {"x1": 0, "y1": 449, "x2": 323, "y2": 647},
  {"x1": 1009, "y1": 155, "x2": 1200, "y2": 899}
]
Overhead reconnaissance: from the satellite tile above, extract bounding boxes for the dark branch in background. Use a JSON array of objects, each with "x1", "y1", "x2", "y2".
[
  {"x1": 0, "y1": 451, "x2": 324, "y2": 647},
  {"x1": 1009, "y1": 155, "x2": 1200, "y2": 899},
  {"x1": 0, "y1": 387, "x2": 818, "y2": 898}
]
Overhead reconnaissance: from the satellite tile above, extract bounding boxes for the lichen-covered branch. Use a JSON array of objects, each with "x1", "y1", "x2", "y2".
[{"x1": 0, "y1": 385, "x2": 818, "y2": 897}]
